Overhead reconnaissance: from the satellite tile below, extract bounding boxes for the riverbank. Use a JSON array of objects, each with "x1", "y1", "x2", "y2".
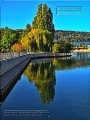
[{"x1": 71, "y1": 48, "x2": 90, "y2": 52}]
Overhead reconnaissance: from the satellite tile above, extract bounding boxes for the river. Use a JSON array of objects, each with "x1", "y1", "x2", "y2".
[{"x1": 0, "y1": 52, "x2": 90, "y2": 120}]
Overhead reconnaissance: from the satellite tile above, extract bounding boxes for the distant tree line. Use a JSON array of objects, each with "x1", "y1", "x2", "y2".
[
  {"x1": 54, "y1": 30, "x2": 90, "y2": 43},
  {"x1": 54, "y1": 30, "x2": 90, "y2": 51}
]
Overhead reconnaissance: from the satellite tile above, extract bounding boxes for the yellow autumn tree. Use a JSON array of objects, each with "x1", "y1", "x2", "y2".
[
  {"x1": 20, "y1": 28, "x2": 52, "y2": 52},
  {"x1": 21, "y1": 30, "x2": 35, "y2": 51}
]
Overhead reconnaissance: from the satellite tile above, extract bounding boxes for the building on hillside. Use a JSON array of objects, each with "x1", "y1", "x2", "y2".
[
  {"x1": 54, "y1": 30, "x2": 90, "y2": 49},
  {"x1": 73, "y1": 42, "x2": 90, "y2": 49}
]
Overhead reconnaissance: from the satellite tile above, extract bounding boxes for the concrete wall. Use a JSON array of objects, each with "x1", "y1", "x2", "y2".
[
  {"x1": 0, "y1": 53, "x2": 48, "y2": 75},
  {"x1": 0, "y1": 55, "x2": 30, "y2": 75},
  {"x1": 0, "y1": 53, "x2": 71, "y2": 75}
]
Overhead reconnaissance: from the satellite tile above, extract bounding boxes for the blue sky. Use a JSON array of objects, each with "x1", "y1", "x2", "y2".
[{"x1": 0, "y1": 0, "x2": 90, "y2": 32}]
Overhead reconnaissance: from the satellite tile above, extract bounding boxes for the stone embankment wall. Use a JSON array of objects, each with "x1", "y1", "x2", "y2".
[
  {"x1": 0, "y1": 52, "x2": 71, "y2": 75},
  {"x1": 0, "y1": 53, "x2": 50, "y2": 75},
  {"x1": 0, "y1": 54, "x2": 30, "y2": 75}
]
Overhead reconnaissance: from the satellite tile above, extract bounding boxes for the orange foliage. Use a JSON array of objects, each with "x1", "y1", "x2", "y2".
[{"x1": 11, "y1": 43, "x2": 26, "y2": 52}]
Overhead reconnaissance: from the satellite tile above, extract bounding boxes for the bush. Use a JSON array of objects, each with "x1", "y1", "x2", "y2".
[{"x1": 11, "y1": 43, "x2": 26, "y2": 52}]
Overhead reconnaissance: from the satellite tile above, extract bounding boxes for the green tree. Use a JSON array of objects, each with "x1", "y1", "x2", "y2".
[
  {"x1": 59, "y1": 41, "x2": 66, "y2": 53},
  {"x1": 52, "y1": 43, "x2": 60, "y2": 53},
  {"x1": 1, "y1": 27, "x2": 17, "y2": 51},
  {"x1": 21, "y1": 23, "x2": 31, "y2": 37},
  {"x1": 32, "y1": 4, "x2": 42, "y2": 29},
  {"x1": 65, "y1": 42, "x2": 73, "y2": 53},
  {"x1": 0, "y1": 28, "x2": 4, "y2": 51},
  {"x1": 31, "y1": 4, "x2": 55, "y2": 52}
]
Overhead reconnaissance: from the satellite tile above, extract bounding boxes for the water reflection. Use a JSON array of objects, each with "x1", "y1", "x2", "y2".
[
  {"x1": 24, "y1": 61, "x2": 56, "y2": 104},
  {"x1": 23, "y1": 54, "x2": 90, "y2": 104},
  {"x1": 71, "y1": 52, "x2": 90, "y2": 61}
]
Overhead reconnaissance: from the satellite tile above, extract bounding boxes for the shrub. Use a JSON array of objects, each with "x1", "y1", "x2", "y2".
[{"x1": 11, "y1": 43, "x2": 26, "y2": 52}]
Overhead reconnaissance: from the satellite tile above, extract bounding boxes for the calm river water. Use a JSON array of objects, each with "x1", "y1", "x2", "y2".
[{"x1": 0, "y1": 52, "x2": 90, "y2": 120}]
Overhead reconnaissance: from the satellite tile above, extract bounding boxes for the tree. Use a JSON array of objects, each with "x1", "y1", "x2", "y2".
[
  {"x1": 1, "y1": 27, "x2": 17, "y2": 51},
  {"x1": 21, "y1": 29, "x2": 38, "y2": 52},
  {"x1": 32, "y1": 4, "x2": 43, "y2": 29},
  {"x1": 59, "y1": 41, "x2": 66, "y2": 53},
  {"x1": 32, "y1": 4, "x2": 54, "y2": 32},
  {"x1": 21, "y1": 23, "x2": 31, "y2": 37},
  {"x1": 52, "y1": 43, "x2": 60, "y2": 53},
  {"x1": 11, "y1": 43, "x2": 25, "y2": 52},
  {"x1": 31, "y1": 4, "x2": 55, "y2": 52},
  {"x1": 0, "y1": 28, "x2": 4, "y2": 51},
  {"x1": 82, "y1": 44, "x2": 87, "y2": 49},
  {"x1": 21, "y1": 29, "x2": 52, "y2": 52},
  {"x1": 65, "y1": 42, "x2": 73, "y2": 53}
]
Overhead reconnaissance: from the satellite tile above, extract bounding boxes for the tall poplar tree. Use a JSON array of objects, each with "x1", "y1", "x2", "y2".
[
  {"x1": 32, "y1": 4, "x2": 55, "y2": 52},
  {"x1": 32, "y1": 4, "x2": 54, "y2": 32}
]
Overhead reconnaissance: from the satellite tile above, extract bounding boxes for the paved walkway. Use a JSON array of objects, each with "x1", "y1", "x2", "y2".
[{"x1": 0, "y1": 57, "x2": 31, "y2": 90}]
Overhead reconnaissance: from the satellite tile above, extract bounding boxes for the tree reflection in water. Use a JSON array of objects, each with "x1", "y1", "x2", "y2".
[
  {"x1": 24, "y1": 61, "x2": 56, "y2": 104},
  {"x1": 23, "y1": 57, "x2": 90, "y2": 104}
]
